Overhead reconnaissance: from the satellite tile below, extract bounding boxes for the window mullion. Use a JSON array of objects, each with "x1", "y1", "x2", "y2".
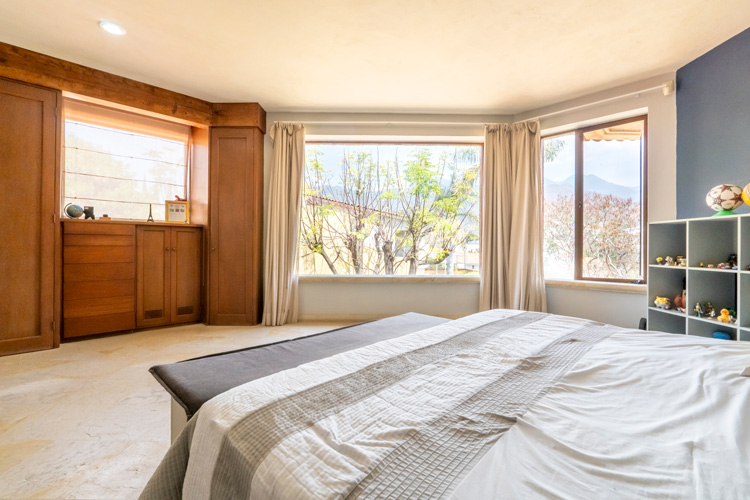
[{"x1": 574, "y1": 130, "x2": 584, "y2": 281}]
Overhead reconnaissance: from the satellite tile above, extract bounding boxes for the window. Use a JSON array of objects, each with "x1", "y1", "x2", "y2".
[
  {"x1": 542, "y1": 116, "x2": 647, "y2": 283},
  {"x1": 299, "y1": 143, "x2": 482, "y2": 276},
  {"x1": 63, "y1": 99, "x2": 190, "y2": 221}
]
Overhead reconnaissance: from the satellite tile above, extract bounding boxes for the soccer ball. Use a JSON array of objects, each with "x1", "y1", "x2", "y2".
[
  {"x1": 742, "y1": 183, "x2": 750, "y2": 206},
  {"x1": 706, "y1": 184, "x2": 743, "y2": 213}
]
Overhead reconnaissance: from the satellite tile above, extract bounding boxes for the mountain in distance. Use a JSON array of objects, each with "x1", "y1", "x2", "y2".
[{"x1": 544, "y1": 174, "x2": 640, "y2": 200}]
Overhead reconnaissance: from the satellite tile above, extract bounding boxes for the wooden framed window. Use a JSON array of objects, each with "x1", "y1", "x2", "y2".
[
  {"x1": 542, "y1": 115, "x2": 648, "y2": 284},
  {"x1": 62, "y1": 98, "x2": 191, "y2": 221}
]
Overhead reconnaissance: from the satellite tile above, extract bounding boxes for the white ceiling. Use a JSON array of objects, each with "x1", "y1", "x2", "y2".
[{"x1": 1, "y1": 1, "x2": 748, "y2": 114}]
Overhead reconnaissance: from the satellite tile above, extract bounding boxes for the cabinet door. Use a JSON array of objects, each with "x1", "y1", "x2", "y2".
[
  {"x1": 0, "y1": 79, "x2": 60, "y2": 356},
  {"x1": 170, "y1": 227, "x2": 202, "y2": 323},
  {"x1": 136, "y1": 226, "x2": 170, "y2": 327},
  {"x1": 209, "y1": 128, "x2": 263, "y2": 325}
]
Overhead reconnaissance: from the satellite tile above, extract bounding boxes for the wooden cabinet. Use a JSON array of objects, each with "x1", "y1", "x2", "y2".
[
  {"x1": 62, "y1": 222, "x2": 135, "y2": 338},
  {"x1": 208, "y1": 127, "x2": 263, "y2": 325},
  {"x1": 0, "y1": 78, "x2": 61, "y2": 356},
  {"x1": 61, "y1": 221, "x2": 202, "y2": 338},
  {"x1": 136, "y1": 226, "x2": 202, "y2": 327}
]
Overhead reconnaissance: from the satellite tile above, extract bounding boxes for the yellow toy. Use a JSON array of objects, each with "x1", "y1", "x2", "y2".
[
  {"x1": 654, "y1": 296, "x2": 672, "y2": 310},
  {"x1": 743, "y1": 182, "x2": 750, "y2": 206},
  {"x1": 717, "y1": 309, "x2": 732, "y2": 323}
]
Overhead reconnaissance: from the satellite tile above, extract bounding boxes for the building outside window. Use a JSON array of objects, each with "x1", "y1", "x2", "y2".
[
  {"x1": 542, "y1": 116, "x2": 647, "y2": 283},
  {"x1": 299, "y1": 143, "x2": 481, "y2": 276},
  {"x1": 63, "y1": 99, "x2": 190, "y2": 221}
]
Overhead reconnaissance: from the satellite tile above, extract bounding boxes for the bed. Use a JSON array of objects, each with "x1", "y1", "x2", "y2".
[{"x1": 141, "y1": 309, "x2": 750, "y2": 499}]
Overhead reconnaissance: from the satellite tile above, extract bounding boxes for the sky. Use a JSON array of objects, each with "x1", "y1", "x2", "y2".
[{"x1": 543, "y1": 133, "x2": 643, "y2": 187}]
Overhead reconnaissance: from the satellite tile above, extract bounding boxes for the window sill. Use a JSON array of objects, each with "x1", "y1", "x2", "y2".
[
  {"x1": 299, "y1": 275, "x2": 480, "y2": 284},
  {"x1": 545, "y1": 279, "x2": 646, "y2": 295}
]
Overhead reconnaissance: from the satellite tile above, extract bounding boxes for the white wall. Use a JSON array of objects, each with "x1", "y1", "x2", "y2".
[{"x1": 263, "y1": 75, "x2": 676, "y2": 328}]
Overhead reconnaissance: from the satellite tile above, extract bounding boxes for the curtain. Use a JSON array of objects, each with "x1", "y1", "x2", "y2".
[
  {"x1": 479, "y1": 120, "x2": 546, "y2": 312},
  {"x1": 262, "y1": 122, "x2": 306, "y2": 326}
]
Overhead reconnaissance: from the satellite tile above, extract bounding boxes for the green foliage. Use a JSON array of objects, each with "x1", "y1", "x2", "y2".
[{"x1": 298, "y1": 144, "x2": 480, "y2": 275}]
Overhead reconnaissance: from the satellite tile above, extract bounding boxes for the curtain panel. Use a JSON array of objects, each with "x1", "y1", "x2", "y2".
[
  {"x1": 262, "y1": 122, "x2": 305, "y2": 326},
  {"x1": 480, "y1": 120, "x2": 546, "y2": 312}
]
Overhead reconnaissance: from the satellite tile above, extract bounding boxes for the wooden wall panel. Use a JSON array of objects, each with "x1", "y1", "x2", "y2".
[
  {"x1": 0, "y1": 79, "x2": 60, "y2": 355},
  {"x1": 211, "y1": 103, "x2": 266, "y2": 132}
]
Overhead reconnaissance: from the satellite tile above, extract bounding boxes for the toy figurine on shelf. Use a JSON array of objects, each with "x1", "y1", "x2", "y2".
[
  {"x1": 665, "y1": 256, "x2": 675, "y2": 266},
  {"x1": 704, "y1": 302, "x2": 716, "y2": 318},
  {"x1": 677, "y1": 257, "x2": 687, "y2": 267},
  {"x1": 728, "y1": 253, "x2": 737, "y2": 269},
  {"x1": 694, "y1": 303, "x2": 704, "y2": 316},
  {"x1": 673, "y1": 279, "x2": 687, "y2": 312},
  {"x1": 717, "y1": 309, "x2": 732, "y2": 323},
  {"x1": 654, "y1": 297, "x2": 672, "y2": 310},
  {"x1": 708, "y1": 264, "x2": 715, "y2": 268},
  {"x1": 717, "y1": 262, "x2": 731, "y2": 270},
  {"x1": 656, "y1": 257, "x2": 664, "y2": 265},
  {"x1": 699, "y1": 262, "x2": 705, "y2": 267}
]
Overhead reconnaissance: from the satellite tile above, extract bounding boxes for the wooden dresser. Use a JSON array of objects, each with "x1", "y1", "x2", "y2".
[{"x1": 62, "y1": 220, "x2": 203, "y2": 339}]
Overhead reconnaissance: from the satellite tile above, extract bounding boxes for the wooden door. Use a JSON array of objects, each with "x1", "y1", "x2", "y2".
[
  {"x1": 208, "y1": 128, "x2": 263, "y2": 325},
  {"x1": 136, "y1": 226, "x2": 170, "y2": 328},
  {"x1": 170, "y1": 227, "x2": 202, "y2": 323},
  {"x1": 0, "y1": 78, "x2": 60, "y2": 356}
]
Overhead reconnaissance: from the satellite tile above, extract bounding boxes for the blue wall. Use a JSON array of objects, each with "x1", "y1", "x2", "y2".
[{"x1": 676, "y1": 28, "x2": 750, "y2": 219}]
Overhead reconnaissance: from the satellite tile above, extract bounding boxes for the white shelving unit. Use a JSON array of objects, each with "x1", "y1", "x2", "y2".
[{"x1": 647, "y1": 214, "x2": 750, "y2": 341}]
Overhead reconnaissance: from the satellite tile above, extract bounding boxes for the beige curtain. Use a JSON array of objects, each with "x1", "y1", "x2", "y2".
[
  {"x1": 479, "y1": 120, "x2": 547, "y2": 312},
  {"x1": 262, "y1": 122, "x2": 305, "y2": 326}
]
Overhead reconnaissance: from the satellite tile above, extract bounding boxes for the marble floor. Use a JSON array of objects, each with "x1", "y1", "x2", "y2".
[{"x1": 0, "y1": 321, "x2": 353, "y2": 500}]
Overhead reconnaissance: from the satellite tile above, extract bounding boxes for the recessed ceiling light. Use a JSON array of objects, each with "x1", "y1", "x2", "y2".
[{"x1": 98, "y1": 20, "x2": 126, "y2": 35}]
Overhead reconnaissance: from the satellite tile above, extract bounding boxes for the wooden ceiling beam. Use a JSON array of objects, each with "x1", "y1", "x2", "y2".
[{"x1": 0, "y1": 41, "x2": 264, "y2": 130}]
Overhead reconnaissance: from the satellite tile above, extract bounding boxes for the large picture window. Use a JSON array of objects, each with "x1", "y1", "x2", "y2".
[
  {"x1": 542, "y1": 116, "x2": 647, "y2": 283},
  {"x1": 300, "y1": 143, "x2": 481, "y2": 276},
  {"x1": 63, "y1": 99, "x2": 190, "y2": 221}
]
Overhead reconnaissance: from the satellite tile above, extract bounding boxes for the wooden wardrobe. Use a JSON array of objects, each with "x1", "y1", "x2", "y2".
[
  {"x1": 0, "y1": 78, "x2": 61, "y2": 356},
  {"x1": 208, "y1": 124, "x2": 264, "y2": 325}
]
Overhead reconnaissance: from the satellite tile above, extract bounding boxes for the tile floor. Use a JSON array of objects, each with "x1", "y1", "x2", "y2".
[{"x1": 0, "y1": 321, "x2": 352, "y2": 500}]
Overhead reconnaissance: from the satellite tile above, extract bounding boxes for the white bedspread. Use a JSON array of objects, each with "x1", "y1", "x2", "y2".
[
  {"x1": 141, "y1": 310, "x2": 750, "y2": 499},
  {"x1": 453, "y1": 330, "x2": 750, "y2": 499}
]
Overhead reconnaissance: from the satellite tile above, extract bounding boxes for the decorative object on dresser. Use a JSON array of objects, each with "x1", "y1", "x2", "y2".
[
  {"x1": 165, "y1": 200, "x2": 189, "y2": 223},
  {"x1": 83, "y1": 206, "x2": 95, "y2": 219},
  {"x1": 64, "y1": 203, "x2": 84, "y2": 219},
  {"x1": 647, "y1": 215, "x2": 750, "y2": 341}
]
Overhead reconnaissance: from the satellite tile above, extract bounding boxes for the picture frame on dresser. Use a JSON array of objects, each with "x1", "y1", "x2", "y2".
[{"x1": 165, "y1": 200, "x2": 189, "y2": 223}]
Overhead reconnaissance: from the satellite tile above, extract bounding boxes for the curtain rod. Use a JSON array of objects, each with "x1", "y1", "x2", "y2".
[
  {"x1": 293, "y1": 81, "x2": 673, "y2": 127},
  {"x1": 521, "y1": 82, "x2": 672, "y2": 122}
]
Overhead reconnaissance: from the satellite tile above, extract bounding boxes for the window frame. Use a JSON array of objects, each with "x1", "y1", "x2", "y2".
[
  {"x1": 301, "y1": 140, "x2": 484, "y2": 278},
  {"x1": 542, "y1": 114, "x2": 648, "y2": 285},
  {"x1": 61, "y1": 101, "x2": 192, "y2": 221}
]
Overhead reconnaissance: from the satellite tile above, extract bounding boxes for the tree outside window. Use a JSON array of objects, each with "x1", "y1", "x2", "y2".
[{"x1": 299, "y1": 143, "x2": 481, "y2": 276}]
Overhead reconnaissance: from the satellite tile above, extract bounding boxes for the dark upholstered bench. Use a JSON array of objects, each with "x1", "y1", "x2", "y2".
[{"x1": 150, "y1": 313, "x2": 450, "y2": 440}]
